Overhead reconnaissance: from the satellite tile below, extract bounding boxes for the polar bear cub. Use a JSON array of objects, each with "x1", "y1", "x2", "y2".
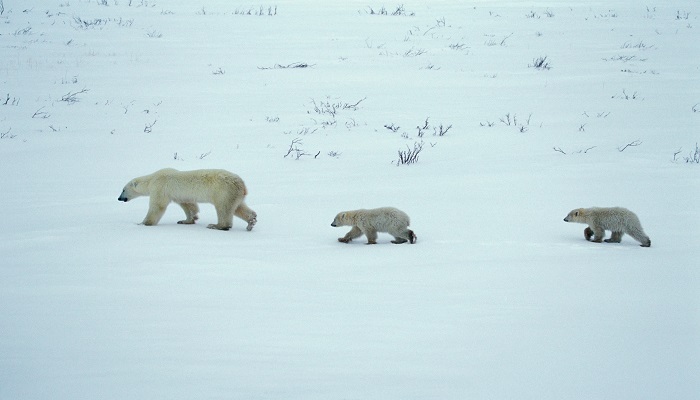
[
  {"x1": 118, "y1": 168, "x2": 257, "y2": 231},
  {"x1": 563, "y1": 207, "x2": 650, "y2": 247},
  {"x1": 331, "y1": 207, "x2": 416, "y2": 244}
]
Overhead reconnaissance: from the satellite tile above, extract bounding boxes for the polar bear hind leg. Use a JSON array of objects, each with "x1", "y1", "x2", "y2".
[
  {"x1": 364, "y1": 228, "x2": 378, "y2": 245},
  {"x1": 208, "y1": 199, "x2": 241, "y2": 230},
  {"x1": 234, "y1": 201, "x2": 257, "y2": 231},
  {"x1": 604, "y1": 231, "x2": 623, "y2": 243},
  {"x1": 390, "y1": 228, "x2": 416, "y2": 244},
  {"x1": 627, "y1": 229, "x2": 651, "y2": 247},
  {"x1": 177, "y1": 202, "x2": 200, "y2": 224}
]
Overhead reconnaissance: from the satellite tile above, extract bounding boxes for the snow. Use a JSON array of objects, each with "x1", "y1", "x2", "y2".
[{"x1": 1, "y1": 1, "x2": 699, "y2": 399}]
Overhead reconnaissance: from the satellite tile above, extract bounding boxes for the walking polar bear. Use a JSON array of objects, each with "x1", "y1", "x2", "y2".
[
  {"x1": 118, "y1": 168, "x2": 257, "y2": 231},
  {"x1": 563, "y1": 207, "x2": 650, "y2": 247},
  {"x1": 331, "y1": 207, "x2": 416, "y2": 244}
]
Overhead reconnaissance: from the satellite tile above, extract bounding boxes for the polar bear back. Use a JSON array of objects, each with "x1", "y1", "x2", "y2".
[
  {"x1": 585, "y1": 207, "x2": 642, "y2": 231},
  {"x1": 354, "y1": 207, "x2": 410, "y2": 230},
  {"x1": 150, "y1": 168, "x2": 246, "y2": 204}
]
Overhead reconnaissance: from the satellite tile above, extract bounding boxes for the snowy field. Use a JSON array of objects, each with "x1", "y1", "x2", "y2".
[{"x1": 1, "y1": 1, "x2": 699, "y2": 399}]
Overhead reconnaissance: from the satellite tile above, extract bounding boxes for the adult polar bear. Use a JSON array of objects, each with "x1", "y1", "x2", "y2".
[{"x1": 118, "y1": 168, "x2": 257, "y2": 231}]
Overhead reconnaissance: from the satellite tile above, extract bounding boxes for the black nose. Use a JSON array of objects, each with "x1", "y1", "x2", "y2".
[
  {"x1": 118, "y1": 197, "x2": 127, "y2": 202},
  {"x1": 331, "y1": 223, "x2": 336, "y2": 227}
]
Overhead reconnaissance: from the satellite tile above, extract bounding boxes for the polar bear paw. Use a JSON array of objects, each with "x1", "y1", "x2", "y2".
[
  {"x1": 177, "y1": 216, "x2": 198, "y2": 225},
  {"x1": 246, "y1": 213, "x2": 257, "y2": 231},
  {"x1": 207, "y1": 224, "x2": 231, "y2": 231}
]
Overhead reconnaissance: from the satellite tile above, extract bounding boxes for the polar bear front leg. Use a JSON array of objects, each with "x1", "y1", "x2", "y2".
[
  {"x1": 234, "y1": 202, "x2": 257, "y2": 231},
  {"x1": 177, "y1": 202, "x2": 199, "y2": 224},
  {"x1": 339, "y1": 226, "x2": 363, "y2": 243},
  {"x1": 143, "y1": 197, "x2": 168, "y2": 226},
  {"x1": 364, "y1": 229, "x2": 378, "y2": 245},
  {"x1": 589, "y1": 225, "x2": 605, "y2": 243}
]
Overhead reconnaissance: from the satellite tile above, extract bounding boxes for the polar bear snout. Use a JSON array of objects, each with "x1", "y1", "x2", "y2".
[
  {"x1": 118, "y1": 191, "x2": 129, "y2": 202},
  {"x1": 331, "y1": 222, "x2": 337, "y2": 227}
]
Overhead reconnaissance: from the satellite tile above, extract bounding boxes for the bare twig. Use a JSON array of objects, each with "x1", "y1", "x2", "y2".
[
  {"x1": 0, "y1": 127, "x2": 15, "y2": 139},
  {"x1": 618, "y1": 139, "x2": 642, "y2": 152},
  {"x1": 32, "y1": 106, "x2": 50, "y2": 119},
  {"x1": 61, "y1": 88, "x2": 89, "y2": 104},
  {"x1": 284, "y1": 137, "x2": 311, "y2": 160},
  {"x1": 144, "y1": 119, "x2": 157, "y2": 133},
  {"x1": 258, "y1": 62, "x2": 314, "y2": 70}
]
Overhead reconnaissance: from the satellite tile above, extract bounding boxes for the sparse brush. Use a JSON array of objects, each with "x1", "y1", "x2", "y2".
[
  {"x1": 0, "y1": 127, "x2": 16, "y2": 139},
  {"x1": 612, "y1": 89, "x2": 639, "y2": 100},
  {"x1": 529, "y1": 56, "x2": 551, "y2": 70},
  {"x1": 384, "y1": 123, "x2": 400, "y2": 132},
  {"x1": 396, "y1": 140, "x2": 424, "y2": 166},
  {"x1": 365, "y1": 5, "x2": 413, "y2": 16},
  {"x1": 61, "y1": 88, "x2": 89, "y2": 104},
  {"x1": 309, "y1": 96, "x2": 366, "y2": 119},
  {"x1": 284, "y1": 137, "x2": 314, "y2": 160},
  {"x1": 434, "y1": 124, "x2": 452, "y2": 136},
  {"x1": 144, "y1": 119, "x2": 157, "y2": 133},
  {"x1": 683, "y1": 143, "x2": 700, "y2": 163},
  {"x1": 258, "y1": 62, "x2": 314, "y2": 70},
  {"x1": 2, "y1": 94, "x2": 19, "y2": 106},
  {"x1": 485, "y1": 33, "x2": 513, "y2": 47},
  {"x1": 234, "y1": 5, "x2": 277, "y2": 16}
]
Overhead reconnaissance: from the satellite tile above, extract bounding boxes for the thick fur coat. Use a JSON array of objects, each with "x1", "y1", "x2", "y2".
[
  {"x1": 331, "y1": 207, "x2": 416, "y2": 244},
  {"x1": 563, "y1": 207, "x2": 650, "y2": 247},
  {"x1": 118, "y1": 168, "x2": 257, "y2": 231}
]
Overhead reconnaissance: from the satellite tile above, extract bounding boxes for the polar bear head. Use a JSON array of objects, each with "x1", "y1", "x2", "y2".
[
  {"x1": 118, "y1": 178, "x2": 149, "y2": 202},
  {"x1": 563, "y1": 208, "x2": 586, "y2": 223},
  {"x1": 331, "y1": 212, "x2": 349, "y2": 227}
]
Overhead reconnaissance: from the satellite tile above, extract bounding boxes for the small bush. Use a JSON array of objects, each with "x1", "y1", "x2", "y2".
[
  {"x1": 529, "y1": 56, "x2": 551, "y2": 70},
  {"x1": 396, "y1": 140, "x2": 424, "y2": 166},
  {"x1": 684, "y1": 143, "x2": 700, "y2": 163}
]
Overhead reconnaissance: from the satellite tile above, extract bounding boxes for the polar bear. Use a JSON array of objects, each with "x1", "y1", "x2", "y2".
[
  {"x1": 118, "y1": 168, "x2": 257, "y2": 231},
  {"x1": 563, "y1": 207, "x2": 650, "y2": 247},
  {"x1": 331, "y1": 207, "x2": 416, "y2": 244}
]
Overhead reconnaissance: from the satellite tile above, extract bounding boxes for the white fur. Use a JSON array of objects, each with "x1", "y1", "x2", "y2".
[
  {"x1": 563, "y1": 207, "x2": 650, "y2": 247},
  {"x1": 331, "y1": 207, "x2": 416, "y2": 244},
  {"x1": 118, "y1": 168, "x2": 257, "y2": 231}
]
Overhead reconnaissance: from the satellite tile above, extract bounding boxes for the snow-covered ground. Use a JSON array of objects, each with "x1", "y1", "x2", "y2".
[{"x1": 1, "y1": 1, "x2": 699, "y2": 399}]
